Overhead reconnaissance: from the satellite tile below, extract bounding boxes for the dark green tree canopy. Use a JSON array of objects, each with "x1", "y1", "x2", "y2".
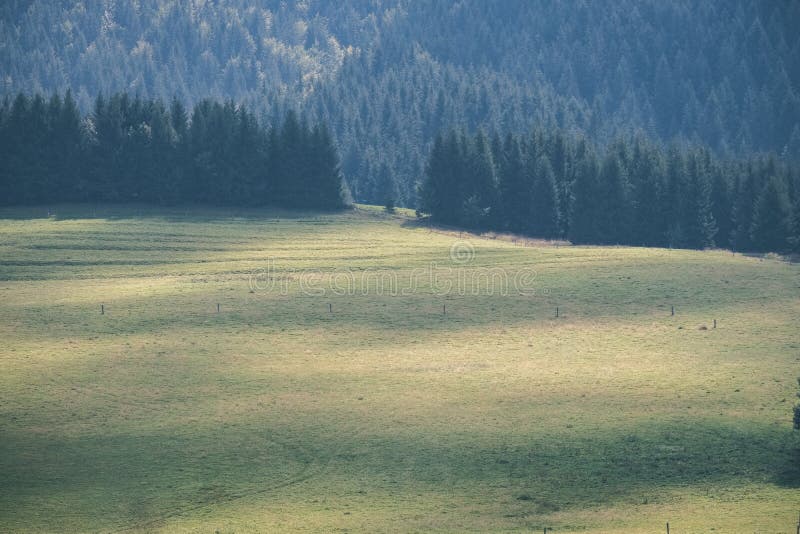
[
  {"x1": 3, "y1": 0, "x2": 798, "y2": 206},
  {"x1": 421, "y1": 128, "x2": 800, "y2": 254},
  {"x1": 0, "y1": 91, "x2": 345, "y2": 210}
]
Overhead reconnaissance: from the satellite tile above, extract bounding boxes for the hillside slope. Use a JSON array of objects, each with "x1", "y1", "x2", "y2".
[{"x1": 2, "y1": 1, "x2": 799, "y2": 203}]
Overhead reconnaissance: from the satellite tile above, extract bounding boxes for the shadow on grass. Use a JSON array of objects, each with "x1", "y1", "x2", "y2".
[
  {"x1": 1, "y1": 412, "x2": 797, "y2": 531},
  {"x1": 0, "y1": 203, "x2": 353, "y2": 222}
]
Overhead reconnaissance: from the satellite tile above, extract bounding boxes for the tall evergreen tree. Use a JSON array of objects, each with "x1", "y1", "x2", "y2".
[
  {"x1": 595, "y1": 151, "x2": 629, "y2": 244},
  {"x1": 420, "y1": 134, "x2": 459, "y2": 224},
  {"x1": 629, "y1": 140, "x2": 667, "y2": 247},
  {"x1": 569, "y1": 142, "x2": 601, "y2": 244},
  {"x1": 308, "y1": 122, "x2": 346, "y2": 209},
  {"x1": 374, "y1": 162, "x2": 397, "y2": 212},
  {"x1": 498, "y1": 134, "x2": 529, "y2": 233},
  {"x1": 682, "y1": 151, "x2": 718, "y2": 249},
  {"x1": 710, "y1": 164, "x2": 733, "y2": 248},
  {"x1": 462, "y1": 130, "x2": 497, "y2": 228},
  {"x1": 750, "y1": 175, "x2": 793, "y2": 252},
  {"x1": 529, "y1": 156, "x2": 560, "y2": 238},
  {"x1": 732, "y1": 163, "x2": 759, "y2": 250}
]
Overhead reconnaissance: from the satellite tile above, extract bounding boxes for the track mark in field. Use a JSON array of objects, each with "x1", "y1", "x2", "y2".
[
  {"x1": 111, "y1": 416, "x2": 372, "y2": 533},
  {"x1": 109, "y1": 433, "x2": 336, "y2": 533}
]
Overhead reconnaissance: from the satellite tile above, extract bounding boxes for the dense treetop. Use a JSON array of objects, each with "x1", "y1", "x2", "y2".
[
  {"x1": 2, "y1": 0, "x2": 799, "y2": 205},
  {"x1": 0, "y1": 91, "x2": 346, "y2": 209},
  {"x1": 420, "y1": 128, "x2": 800, "y2": 253}
]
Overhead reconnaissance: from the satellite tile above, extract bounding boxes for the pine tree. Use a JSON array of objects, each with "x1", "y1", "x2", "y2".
[
  {"x1": 308, "y1": 122, "x2": 345, "y2": 209},
  {"x1": 791, "y1": 196, "x2": 800, "y2": 252},
  {"x1": 547, "y1": 131, "x2": 573, "y2": 237},
  {"x1": 629, "y1": 140, "x2": 667, "y2": 246},
  {"x1": 56, "y1": 90, "x2": 83, "y2": 201},
  {"x1": 732, "y1": 162, "x2": 759, "y2": 250},
  {"x1": 148, "y1": 100, "x2": 176, "y2": 204},
  {"x1": 750, "y1": 175, "x2": 793, "y2": 252},
  {"x1": 569, "y1": 142, "x2": 601, "y2": 244},
  {"x1": 596, "y1": 151, "x2": 628, "y2": 244},
  {"x1": 419, "y1": 133, "x2": 457, "y2": 222},
  {"x1": 463, "y1": 130, "x2": 498, "y2": 228},
  {"x1": 0, "y1": 94, "x2": 30, "y2": 205},
  {"x1": 529, "y1": 156, "x2": 560, "y2": 238},
  {"x1": 498, "y1": 134, "x2": 529, "y2": 233},
  {"x1": 275, "y1": 109, "x2": 304, "y2": 207},
  {"x1": 788, "y1": 125, "x2": 800, "y2": 162},
  {"x1": 710, "y1": 164, "x2": 733, "y2": 249},
  {"x1": 0, "y1": 96, "x2": 10, "y2": 204},
  {"x1": 682, "y1": 150, "x2": 717, "y2": 249},
  {"x1": 665, "y1": 147, "x2": 688, "y2": 248},
  {"x1": 168, "y1": 97, "x2": 189, "y2": 203}
]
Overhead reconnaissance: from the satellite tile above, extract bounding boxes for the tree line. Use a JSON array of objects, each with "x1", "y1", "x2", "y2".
[
  {"x1": 3, "y1": 1, "x2": 798, "y2": 207},
  {"x1": 0, "y1": 91, "x2": 345, "y2": 209},
  {"x1": 420, "y1": 129, "x2": 800, "y2": 253}
]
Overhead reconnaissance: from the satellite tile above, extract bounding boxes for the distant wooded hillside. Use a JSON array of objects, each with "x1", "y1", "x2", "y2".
[{"x1": 2, "y1": 1, "x2": 799, "y2": 205}]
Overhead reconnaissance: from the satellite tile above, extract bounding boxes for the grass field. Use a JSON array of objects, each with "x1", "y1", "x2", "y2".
[{"x1": 1, "y1": 204, "x2": 798, "y2": 533}]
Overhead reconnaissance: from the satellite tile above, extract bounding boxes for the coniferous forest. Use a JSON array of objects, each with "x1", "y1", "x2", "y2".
[
  {"x1": 0, "y1": 91, "x2": 345, "y2": 209},
  {"x1": 420, "y1": 129, "x2": 800, "y2": 252},
  {"x1": 2, "y1": 1, "x2": 800, "y2": 252},
  {"x1": 2, "y1": 1, "x2": 799, "y2": 207}
]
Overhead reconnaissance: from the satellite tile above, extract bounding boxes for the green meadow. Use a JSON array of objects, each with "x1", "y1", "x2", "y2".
[{"x1": 0, "y1": 205, "x2": 798, "y2": 533}]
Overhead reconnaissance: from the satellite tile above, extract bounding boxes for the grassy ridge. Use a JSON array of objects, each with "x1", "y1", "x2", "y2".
[{"x1": 0, "y1": 205, "x2": 798, "y2": 532}]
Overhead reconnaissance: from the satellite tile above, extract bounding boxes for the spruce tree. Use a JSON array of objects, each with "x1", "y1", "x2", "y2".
[
  {"x1": 629, "y1": 140, "x2": 667, "y2": 246},
  {"x1": 169, "y1": 97, "x2": 189, "y2": 202},
  {"x1": 665, "y1": 147, "x2": 688, "y2": 248},
  {"x1": 464, "y1": 130, "x2": 498, "y2": 228},
  {"x1": 710, "y1": 164, "x2": 733, "y2": 249},
  {"x1": 750, "y1": 175, "x2": 793, "y2": 252},
  {"x1": 569, "y1": 142, "x2": 600, "y2": 244},
  {"x1": 308, "y1": 122, "x2": 345, "y2": 209},
  {"x1": 683, "y1": 151, "x2": 718, "y2": 249},
  {"x1": 498, "y1": 134, "x2": 529, "y2": 233},
  {"x1": 56, "y1": 90, "x2": 83, "y2": 201},
  {"x1": 596, "y1": 151, "x2": 628, "y2": 244},
  {"x1": 732, "y1": 163, "x2": 758, "y2": 250},
  {"x1": 372, "y1": 163, "x2": 396, "y2": 212},
  {"x1": 420, "y1": 134, "x2": 458, "y2": 222},
  {"x1": 791, "y1": 197, "x2": 800, "y2": 252},
  {"x1": 529, "y1": 156, "x2": 560, "y2": 238}
]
